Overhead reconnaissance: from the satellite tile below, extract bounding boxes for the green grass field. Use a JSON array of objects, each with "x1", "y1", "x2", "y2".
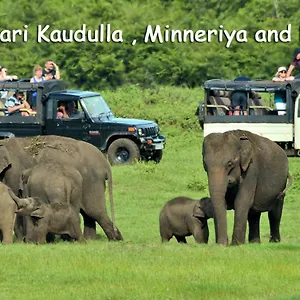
[{"x1": 1, "y1": 86, "x2": 300, "y2": 300}]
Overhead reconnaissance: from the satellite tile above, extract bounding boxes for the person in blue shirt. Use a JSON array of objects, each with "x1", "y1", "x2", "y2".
[
  {"x1": 30, "y1": 65, "x2": 45, "y2": 110},
  {"x1": 5, "y1": 91, "x2": 31, "y2": 116}
]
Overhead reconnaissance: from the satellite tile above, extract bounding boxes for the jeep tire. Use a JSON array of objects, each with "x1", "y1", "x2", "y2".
[{"x1": 107, "y1": 138, "x2": 140, "y2": 165}]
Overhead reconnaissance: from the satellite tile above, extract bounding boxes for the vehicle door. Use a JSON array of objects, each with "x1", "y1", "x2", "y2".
[{"x1": 44, "y1": 98, "x2": 90, "y2": 141}]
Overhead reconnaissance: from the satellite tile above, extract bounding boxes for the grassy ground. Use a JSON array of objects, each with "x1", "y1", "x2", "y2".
[{"x1": 1, "y1": 85, "x2": 300, "y2": 299}]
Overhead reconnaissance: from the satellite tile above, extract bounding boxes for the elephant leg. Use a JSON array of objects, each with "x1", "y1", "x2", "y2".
[
  {"x1": 2, "y1": 230, "x2": 13, "y2": 244},
  {"x1": 160, "y1": 229, "x2": 173, "y2": 243},
  {"x1": 37, "y1": 235, "x2": 47, "y2": 245},
  {"x1": 232, "y1": 205, "x2": 250, "y2": 245},
  {"x1": 159, "y1": 224, "x2": 173, "y2": 243},
  {"x1": 80, "y1": 210, "x2": 97, "y2": 240},
  {"x1": 232, "y1": 179, "x2": 256, "y2": 245},
  {"x1": 174, "y1": 235, "x2": 187, "y2": 243},
  {"x1": 70, "y1": 220, "x2": 86, "y2": 243},
  {"x1": 24, "y1": 217, "x2": 40, "y2": 243},
  {"x1": 191, "y1": 219, "x2": 208, "y2": 244},
  {"x1": 46, "y1": 233, "x2": 56, "y2": 243},
  {"x1": 1, "y1": 222, "x2": 14, "y2": 244},
  {"x1": 161, "y1": 235, "x2": 172, "y2": 243},
  {"x1": 248, "y1": 210, "x2": 261, "y2": 243},
  {"x1": 96, "y1": 212, "x2": 122, "y2": 241},
  {"x1": 2, "y1": 210, "x2": 17, "y2": 244},
  {"x1": 83, "y1": 208, "x2": 122, "y2": 241},
  {"x1": 268, "y1": 197, "x2": 284, "y2": 243},
  {"x1": 61, "y1": 235, "x2": 73, "y2": 242},
  {"x1": 14, "y1": 215, "x2": 25, "y2": 242},
  {"x1": 81, "y1": 181, "x2": 123, "y2": 241},
  {"x1": 159, "y1": 217, "x2": 173, "y2": 243}
]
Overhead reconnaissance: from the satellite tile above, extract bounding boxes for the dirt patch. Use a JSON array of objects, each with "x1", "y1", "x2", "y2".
[
  {"x1": 23, "y1": 136, "x2": 47, "y2": 157},
  {"x1": 23, "y1": 136, "x2": 77, "y2": 158}
]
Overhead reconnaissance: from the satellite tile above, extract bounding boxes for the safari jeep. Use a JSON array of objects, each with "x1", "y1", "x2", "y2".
[
  {"x1": 0, "y1": 80, "x2": 166, "y2": 165},
  {"x1": 196, "y1": 78, "x2": 300, "y2": 156}
]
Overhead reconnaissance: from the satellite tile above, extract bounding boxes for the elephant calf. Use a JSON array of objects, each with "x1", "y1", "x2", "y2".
[
  {"x1": 0, "y1": 182, "x2": 40, "y2": 244},
  {"x1": 19, "y1": 162, "x2": 84, "y2": 243},
  {"x1": 29, "y1": 202, "x2": 85, "y2": 244},
  {"x1": 159, "y1": 196, "x2": 214, "y2": 244}
]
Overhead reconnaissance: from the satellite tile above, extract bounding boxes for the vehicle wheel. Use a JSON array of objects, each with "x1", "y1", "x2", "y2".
[
  {"x1": 107, "y1": 138, "x2": 140, "y2": 165},
  {"x1": 152, "y1": 150, "x2": 163, "y2": 163}
]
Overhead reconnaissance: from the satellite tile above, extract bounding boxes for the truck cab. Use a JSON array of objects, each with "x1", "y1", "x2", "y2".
[
  {"x1": 196, "y1": 78, "x2": 300, "y2": 156},
  {"x1": 0, "y1": 80, "x2": 166, "y2": 165}
]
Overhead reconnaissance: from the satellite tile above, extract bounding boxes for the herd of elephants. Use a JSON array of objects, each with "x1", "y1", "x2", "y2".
[{"x1": 0, "y1": 129, "x2": 292, "y2": 246}]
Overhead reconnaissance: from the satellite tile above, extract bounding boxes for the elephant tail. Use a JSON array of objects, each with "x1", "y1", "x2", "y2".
[
  {"x1": 277, "y1": 172, "x2": 293, "y2": 201},
  {"x1": 107, "y1": 168, "x2": 117, "y2": 233}
]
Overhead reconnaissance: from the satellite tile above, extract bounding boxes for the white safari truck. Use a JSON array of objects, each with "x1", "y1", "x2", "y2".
[{"x1": 196, "y1": 79, "x2": 300, "y2": 156}]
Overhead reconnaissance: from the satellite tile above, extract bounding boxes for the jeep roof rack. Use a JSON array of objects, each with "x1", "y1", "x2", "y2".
[
  {"x1": 0, "y1": 79, "x2": 66, "y2": 95},
  {"x1": 204, "y1": 79, "x2": 300, "y2": 94}
]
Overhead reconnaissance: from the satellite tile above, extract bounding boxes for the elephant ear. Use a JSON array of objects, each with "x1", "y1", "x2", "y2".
[
  {"x1": 193, "y1": 202, "x2": 206, "y2": 219},
  {"x1": 240, "y1": 135, "x2": 253, "y2": 172},
  {"x1": 30, "y1": 206, "x2": 45, "y2": 219},
  {"x1": 0, "y1": 145, "x2": 12, "y2": 175}
]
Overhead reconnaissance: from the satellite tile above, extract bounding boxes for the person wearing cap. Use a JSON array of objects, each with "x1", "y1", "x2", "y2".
[
  {"x1": 0, "y1": 66, "x2": 18, "y2": 81},
  {"x1": 272, "y1": 67, "x2": 294, "y2": 115},
  {"x1": 4, "y1": 91, "x2": 31, "y2": 116},
  {"x1": 286, "y1": 48, "x2": 300, "y2": 78},
  {"x1": 272, "y1": 66, "x2": 294, "y2": 82}
]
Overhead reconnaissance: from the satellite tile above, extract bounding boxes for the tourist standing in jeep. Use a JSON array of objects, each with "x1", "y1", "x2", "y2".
[
  {"x1": 286, "y1": 47, "x2": 300, "y2": 78},
  {"x1": 42, "y1": 59, "x2": 61, "y2": 80}
]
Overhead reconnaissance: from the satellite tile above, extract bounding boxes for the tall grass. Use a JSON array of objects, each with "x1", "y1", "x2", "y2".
[{"x1": 1, "y1": 86, "x2": 300, "y2": 299}]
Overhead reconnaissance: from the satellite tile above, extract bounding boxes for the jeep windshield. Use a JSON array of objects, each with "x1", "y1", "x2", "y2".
[{"x1": 81, "y1": 95, "x2": 114, "y2": 120}]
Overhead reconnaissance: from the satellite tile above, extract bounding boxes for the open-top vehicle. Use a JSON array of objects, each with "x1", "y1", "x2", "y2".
[
  {"x1": 0, "y1": 80, "x2": 166, "y2": 165},
  {"x1": 196, "y1": 78, "x2": 300, "y2": 156}
]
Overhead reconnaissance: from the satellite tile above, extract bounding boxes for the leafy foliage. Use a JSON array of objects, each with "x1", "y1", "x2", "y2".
[{"x1": 0, "y1": 0, "x2": 299, "y2": 89}]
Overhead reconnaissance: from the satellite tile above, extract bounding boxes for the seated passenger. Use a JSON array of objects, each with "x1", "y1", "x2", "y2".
[
  {"x1": 66, "y1": 101, "x2": 82, "y2": 118},
  {"x1": 57, "y1": 102, "x2": 69, "y2": 118},
  {"x1": 272, "y1": 67, "x2": 294, "y2": 115},
  {"x1": 4, "y1": 91, "x2": 32, "y2": 116}
]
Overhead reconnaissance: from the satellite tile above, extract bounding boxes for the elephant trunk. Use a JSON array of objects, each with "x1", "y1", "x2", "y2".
[
  {"x1": 208, "y1": 170, "x2": 228, "y2": 246},
  {"x1": 7, "y1": 187, "x2": 27, "y2": 208}
]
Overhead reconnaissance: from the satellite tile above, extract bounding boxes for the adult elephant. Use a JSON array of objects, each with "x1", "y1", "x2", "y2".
[
  {"x1": 202, "y1": 130, "x2": 291, "y2": 246},
  {"x1": 0, "y1": 135, "x2": 122, "y2": 241}
]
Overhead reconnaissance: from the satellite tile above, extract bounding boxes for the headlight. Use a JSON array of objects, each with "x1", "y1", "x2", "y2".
[{"x1": 137, "y1": 128, "x2": 143, "y2": 136}]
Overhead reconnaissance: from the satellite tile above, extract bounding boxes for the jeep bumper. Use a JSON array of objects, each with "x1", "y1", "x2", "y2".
[{"x1": 139, "y1": 135, "x2": 166, "y2": 151}]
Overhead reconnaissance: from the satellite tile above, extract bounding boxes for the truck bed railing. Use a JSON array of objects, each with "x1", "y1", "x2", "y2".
[{"x1": 207, "y1": 104, "x2": 274, "y2": 111}]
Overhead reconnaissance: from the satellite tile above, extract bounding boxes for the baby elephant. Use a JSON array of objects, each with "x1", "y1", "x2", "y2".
[
  {"x1": 159, "y1": 196, "x2": 214, "y2": 244},
  {"x1": 30, "y1": 202, "x2": 85, "y2": 244},
  {"x1": 0, "y1": 182, "x2": 40, "y2": 244}
]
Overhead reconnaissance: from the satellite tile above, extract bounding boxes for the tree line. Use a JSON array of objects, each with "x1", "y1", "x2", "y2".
[{"x1": 1, "y1": 0, "x2": 300, "y2": 90}]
